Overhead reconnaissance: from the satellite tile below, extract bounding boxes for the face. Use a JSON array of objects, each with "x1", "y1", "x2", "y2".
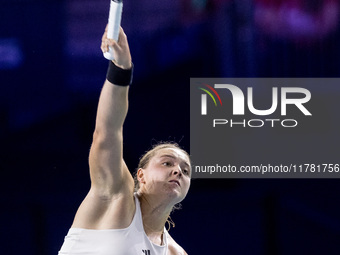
[{"x1": 137, "y1": 148, "x2": 191, "y2": 203}]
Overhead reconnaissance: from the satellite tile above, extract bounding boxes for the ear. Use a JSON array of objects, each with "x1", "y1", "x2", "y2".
[{"x1": 137, "y1": 168, "x2": 145, "y2": 184}]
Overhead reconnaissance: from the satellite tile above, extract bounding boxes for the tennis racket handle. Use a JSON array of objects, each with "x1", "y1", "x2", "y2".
[{"x1": 103, "y1": 0, "x2": 123, "y2": 60}]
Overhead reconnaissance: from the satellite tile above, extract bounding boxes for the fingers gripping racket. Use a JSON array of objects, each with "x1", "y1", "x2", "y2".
[{"x1": 103, "y1": 0, "x2": 123, "y2": 60}]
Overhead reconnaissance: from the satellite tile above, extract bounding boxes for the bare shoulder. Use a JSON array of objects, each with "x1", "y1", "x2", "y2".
[{"x1": 167, "y1": 232, "x2": 188, "y2": 255}]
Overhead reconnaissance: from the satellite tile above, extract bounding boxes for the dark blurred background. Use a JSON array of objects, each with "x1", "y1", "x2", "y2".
[{"x1": 1, "y1": 0, "x2": 340, "y2": 254}]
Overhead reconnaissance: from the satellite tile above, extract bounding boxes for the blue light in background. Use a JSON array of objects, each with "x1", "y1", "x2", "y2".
[{"x1": 0, "y1": 38, "x2": 24, "y2": 70}]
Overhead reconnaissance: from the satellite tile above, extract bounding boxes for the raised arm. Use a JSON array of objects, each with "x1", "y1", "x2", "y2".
[
  {"x1": 89, "y1": 26, "x2": 134, "y2": 196},
  {"x1": 71, "y1": 27, "x2": 135, "y2": 229}
]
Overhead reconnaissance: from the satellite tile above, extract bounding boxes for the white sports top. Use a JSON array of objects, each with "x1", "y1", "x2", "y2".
[{"x1": 58, "y1": 194, "x2": 168, "y2": 255}]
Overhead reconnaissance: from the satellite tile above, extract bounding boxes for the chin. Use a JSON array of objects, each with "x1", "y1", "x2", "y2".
[{"x1": 165, "y1": 189, "x2": 187, "y2": 204}]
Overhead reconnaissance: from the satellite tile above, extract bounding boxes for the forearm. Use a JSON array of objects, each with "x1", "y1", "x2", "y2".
[
  {"x1": 94, "y1": 80, "x2": 129, "y2": 135},
  {"x1": 95, "y1": 26, "x2": 132, "y2": 134}
]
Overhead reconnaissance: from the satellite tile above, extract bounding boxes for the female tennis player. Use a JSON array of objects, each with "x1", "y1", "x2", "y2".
[{"x1": 58, "y1": 25, "x2": 191, "y2": 255}]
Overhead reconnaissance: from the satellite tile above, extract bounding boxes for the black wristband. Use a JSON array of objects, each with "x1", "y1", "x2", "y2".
[{"x1": 106, "y1": 61, "x2": 133, "y2": 86}]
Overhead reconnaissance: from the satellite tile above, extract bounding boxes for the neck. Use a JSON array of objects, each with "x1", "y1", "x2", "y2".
[{"x1": 137, "y1": 192, "x2": 173, "y2": 233}]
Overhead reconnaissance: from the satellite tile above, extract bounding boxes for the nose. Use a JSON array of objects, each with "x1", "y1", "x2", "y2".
[{"x1": 173, "y1": 165, "x2": 182, "y2": 177}]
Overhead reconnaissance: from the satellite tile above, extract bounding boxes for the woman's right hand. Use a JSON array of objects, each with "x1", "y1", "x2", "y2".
[{"x1": 101, "y1": 25, "x2": 132, "y2": 70}]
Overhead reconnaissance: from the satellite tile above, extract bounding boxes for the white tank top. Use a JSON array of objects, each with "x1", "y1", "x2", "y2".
[{"x1": 58, "y1": 194, "x2": 168, "y2": 255}]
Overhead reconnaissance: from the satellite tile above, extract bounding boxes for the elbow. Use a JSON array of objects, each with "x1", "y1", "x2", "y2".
[
  {"x1": 92, "y1": 129, "x2": 108, "y2": 146},
  {"x1": 92, "y1": 129, "x2": 103, "y2": 145},
  {"x1": 93, "y1": 121, "x2": 123, "y2": 139},
  {"x1": 92, "y1": 128, "x2": 122, "y2": 147}
]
